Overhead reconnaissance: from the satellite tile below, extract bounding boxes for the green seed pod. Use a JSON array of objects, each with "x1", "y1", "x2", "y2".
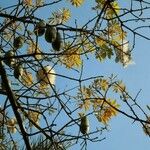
[
  {"x1": 80, "y1": 115, "x2": 89, "y2": 135},
  {"x1": 115, "y1": 56, "x2": 120, "y2": 63},
  {"x1": 52, "y1": 31, "x2": 62, "y2": 51},
  {"x1": 13, "y1": 36, "x2": 24, "y2": 49},
  {"x1": 34, "y1": 21, "x2": 45, "y2": 36},
  {"x1": 4, "y1": 50, "x2": 16, "y2": 67},
  {"x1": 45, "y1": 26, "x2": 57, "y2": 43},
  {"x1": 14, "y1": 64, "x2": 24, "y2": 79}
]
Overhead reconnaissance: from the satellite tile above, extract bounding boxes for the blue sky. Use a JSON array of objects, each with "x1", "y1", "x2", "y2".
[{"x1": 1, "y1": 0, "x2": 150, "y2": 149}]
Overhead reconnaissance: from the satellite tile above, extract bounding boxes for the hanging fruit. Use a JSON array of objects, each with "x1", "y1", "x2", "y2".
[
  {"x1": 52, "y1": 31, "x2": 62, "y2": 51},
  {"x1": 80, "y1": 115, "x2": 90, "y2": 135},
  {"x1": 36, "y1": 65, "x2": 55, "y2": 87},
  {"x1": 0, "y1": 107, "x2": 4, "y2": 125},
  {"x1": 34, "y1": 21, "x2": 45, "y2": 36},
  {"x1": 4, "y1": 50, "x2": 16, "y2": 67},
  {"x1": 13, "y1": 36, "x2": 24, "y2": 49},
  {"x1": 45, "y1": 26, "x2": 57, "y2": 43},
  {"x1": 14, "y1": 64, "x2": 24, "y2": 79}
]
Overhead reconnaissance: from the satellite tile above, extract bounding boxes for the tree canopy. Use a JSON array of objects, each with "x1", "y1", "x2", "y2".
[{"x1": 0, "y1": 0, "x2": 150, "y2": 149}]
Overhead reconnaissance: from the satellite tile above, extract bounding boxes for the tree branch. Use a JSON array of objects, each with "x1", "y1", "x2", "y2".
[{"x1": 0, "y1": 61, "x2": 31, "y2": 150}]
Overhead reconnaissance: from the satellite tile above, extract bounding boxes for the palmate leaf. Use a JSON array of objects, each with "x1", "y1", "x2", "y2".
[
  {"x1": 78, "y1": 86, "x2": 93, "y2": 111},
  {"x1": 49, "y1": 8, "x2": 71, "y2": 25},
  {"x1": 79, "y1": 99, "x2": 91, "y2": 111},
  {"x1": 36, "y1": 0, "x2": 44, "y2": 6},
  {"x1": 113, "y1": 80, "x2": 126, "y2": 93},
  {"x1": 68, "y1": 0, "x2": 84, "y2": 7},
  {"x1": 21, "y1": 70, "x2": 33, "y2": 87},
  {"x1": 23, "y1": 0, "x2": 32, "y2": 6},
  {"x1": 94, "y1": 0, "x2": 120, "y2": 18},
  {"x1": 94, "y1": 98, "x2": 120, "y2": 125},
  {"x1": 95, "y1": 45, "x2": 114, "y2": 62},
  {"x1": 1, "y1": 0, "x2": 149, "y2": 149},
  {"x1": 60, "y1": 42, "x2": 82, "y2": 69},
  {"x1": 23, "y1": 0, "x2": 44, "y2": 6}
]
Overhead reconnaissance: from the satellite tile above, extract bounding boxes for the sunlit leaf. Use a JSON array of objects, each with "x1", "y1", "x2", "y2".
[
  {"x1": 93, "y1": 78, "x2": 109, "y2": 91},
  {"x1": 113, "y1": 80, "x2": 126, "y2": 93},
  {"x1": 62, "y1": 8, "x2": 71, "y2": 23},
  {"x1": 79, "y1": 100, "x2": 91, "y2": 111},
  {"x1": 94, "y1": 0, "x2": 120, "y2": 18},
  {"x1": 68, "y1": 0, "x2": 84, "y2": 7},
  {"x1": 6, "y1": 118, "x2": 17, "y2": 133},
  {"x1": 36, "y1": 0, "x2": 44, "y2": 6},
  {"x1": 95, "y1": 98, "x2": 120, "y2": 124},
  {"x1": 49, "y1": 8, "x2": 71, "y2": 25},
  {"x1": 21, "y1": 70, "x2": 33, "y2": 87},
  {"x1": 23, "y1": 0, "x2": 32, "y2": 6},
  {"x1": 143, "y1": 117, "x2": 150, "y2": 136},
  {"x1": 61, "y1": 42, "x2": 82, "y2": 68},
  {"x1": 78, "y1": 86, "x2": 93, "y2": 111}
]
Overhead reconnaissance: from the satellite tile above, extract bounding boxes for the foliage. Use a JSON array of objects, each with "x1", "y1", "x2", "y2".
[{"x1": 0, "y1": 0, "x2": 150, "y2": 150}]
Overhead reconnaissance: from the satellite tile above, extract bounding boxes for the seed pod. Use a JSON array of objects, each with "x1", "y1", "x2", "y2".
[
  {"x1": 0, "y1": 107, "x2": 4, "y2": 125},
  {"x1": 80, "y1": 115, "x2": 89, "y2": 135},
  {"x1": 14, "y1": 64, "x2": 24, "y2": 79},
  {"x1": 4, "y1": 50, "x2": 16, "y2": 67},
  {"x1": 34, "y1": 21, "x2": 45, "y2": 36},
  {"x1": 45, "y1": 26, "x2": 57, "y2": 43},
  {"x1": 36, "y1": 65, "x2": 56, "y2": 86},
  {"x1": 13, "y1": 36, "x2": 24, "y2": 49},
  {"x1": 52, "y1": 31, "x2": 62, "y2": 51}
]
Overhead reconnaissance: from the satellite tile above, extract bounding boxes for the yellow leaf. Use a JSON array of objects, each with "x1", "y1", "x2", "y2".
[
  {"x1": 61, "y1": 43, "x2": 82, "y2": 68},
  {"x1": 95, "y1": 98, "x2": 120, "y2": 124},
  {"x1": 23, "y1": 0, "x2": 32, "y2": 6},
  {"x1": 78, "y1": 86, "x2": 93, "y2": 111},
  {"x1": 95, "y1": 37, "x2": 107, "y2": 47},
  {"x1": 95, "y1": 0, "x2": 120, "y2": 18},
  {"x1": 77, "y1": 35, "x2": 95, "y2": 53},
  {"x1": 113, "y1": 81, "x2": 126, "y2": 93},
  {"x1": 49, "y1": 8, "x2": 71, "y2": 24},
  {"x1": 94, "y1": 78, "x2": 109, "y2": 91},
  {"x1": 79, "y1": 100, "x2": 91, "y2": 111},
  {"x1": 62, "y1": 8, "x2": 71, "y2": 23},
  {"x1": 92, "y1": 98, "x2": 103, "y2": 110},
  {"x1": 21, "y1": 71, "x2": 33, "y2": 87},
  {"x1": 143, "y1": 117, "x2": 150, "y2": 136},
  {"x1": 6, "y1": 118, "x2": 17, "y2": 133},
  {"x1": 109, "y1": 1, "x2": 120, "y2": 16},
  {"x1": 68, "y1": 0, "x2": 84, "y2": 7},
  {"x1": 36, "y1": 0, "x2": 44, "y2": 6}
]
